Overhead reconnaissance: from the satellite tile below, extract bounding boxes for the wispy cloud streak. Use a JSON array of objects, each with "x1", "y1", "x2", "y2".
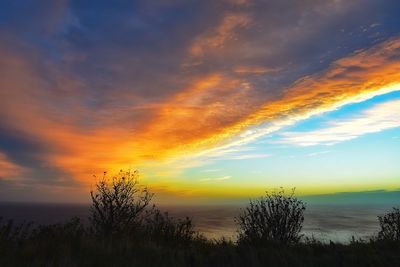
[{"x1": 277, "y1": 99, "x2": 400, "y2": 146}]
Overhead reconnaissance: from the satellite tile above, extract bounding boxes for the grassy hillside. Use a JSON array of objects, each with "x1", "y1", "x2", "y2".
[{"x1": 1, "y1": 224, "x2": 400, "y2": 267}]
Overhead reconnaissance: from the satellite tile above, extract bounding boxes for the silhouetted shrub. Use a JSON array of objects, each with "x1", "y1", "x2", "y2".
[
  {"x1": 0, "y1": 217, "x2": 32, "y2": 244},
  {"x1": 378, "y1": 207, "x2": 400, "y2": 241},
  {"x1": 145, "y1": 209, "x2": 197, "y2": 245},
  {"x1": 89, "y1": 170, "x2": 154, "y2": 238},
  {"x1": 32, "y1": 217, "x2": 86, "y2": 242},
  {"x1": 236, "y1": 188, "x2": 306, "y2": 244}
]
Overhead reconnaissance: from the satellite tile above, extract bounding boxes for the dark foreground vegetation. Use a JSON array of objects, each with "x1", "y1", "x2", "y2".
[{"x1": 1, "y1": 170, "x2": 399, "y2": 267}]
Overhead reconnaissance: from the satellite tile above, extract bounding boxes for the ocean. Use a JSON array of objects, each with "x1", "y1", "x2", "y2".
[{"x1": 0, "y1": 202, "x2": 393, "y2": 243}]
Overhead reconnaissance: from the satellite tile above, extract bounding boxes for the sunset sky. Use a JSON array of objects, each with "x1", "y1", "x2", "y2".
[{"x1": 1, "y1": 0, "x2": 400, "y2": 204}]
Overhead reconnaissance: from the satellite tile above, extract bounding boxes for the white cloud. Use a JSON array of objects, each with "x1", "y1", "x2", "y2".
[
  {"x1": 215, "y1": 175, "x2": 232, "y2": 181},
  {"x1": 200, "y1": 175, "x2": 232, "y2": 182},
  {"x1": 277, "y1": 99, "x2": 400, "y2": 146},
  {"x1": 166, "y1": 84, "x2": 400, "y2": 171},
  {"x1": 224, "y1": 153, "x2": 271, "y2": 160}
]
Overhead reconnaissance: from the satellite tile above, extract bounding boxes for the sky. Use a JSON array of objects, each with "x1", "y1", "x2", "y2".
[{"x1": 0, "y1": 0, "x2": 400, "y2": 204}]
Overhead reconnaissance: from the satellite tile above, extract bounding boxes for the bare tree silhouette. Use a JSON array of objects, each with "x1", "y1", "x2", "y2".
[
  {"x1": 236, "y1": 188, "x2": 306, "y2": 244},
  {"x1": 89, "y1": 170, "x2": 153, "y2": 238}
]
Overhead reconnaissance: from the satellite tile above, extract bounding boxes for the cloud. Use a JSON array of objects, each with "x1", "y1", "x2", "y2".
[
  {"x1": 223, "y1": 153, "x2": 271, "y2": 160},
  {"x1": 278, "y1": 99, "x2": 400, "y2": 146},
  {"x1": 200, "y1": 175, "x2": 232, "y2": 182},
  {"x1": 174, "y1": 37, "x2": 400, "y2": 164},
  {"x1": 1, "y1": 0, "x2": 400, "y2": 201},
  {"x1": 189, "y1": 12, "x2": 250, "y2": 57},
  {"x1": 215, "y1": 176, "x2": 232, "y2": 181},
  {"x1": 233, "y1": 66, "x2": 280, "y2": 75},
  {"x1": 132, "y1": 33, "x2": 400, "y2": 167},
  {"x1": 0, "y1": 152, "x2": 24, "y2": 179}
]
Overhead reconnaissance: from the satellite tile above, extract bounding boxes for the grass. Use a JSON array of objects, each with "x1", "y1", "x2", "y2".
[{"x1": 1, "y1": 217, "x2": 400, "y2": 267}]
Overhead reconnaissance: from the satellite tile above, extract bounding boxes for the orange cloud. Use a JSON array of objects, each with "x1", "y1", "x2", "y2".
[
  {"x1": 0, "y1": 153, "x2": 24, "y2": 179},
  {"x1": 233, "y1": 66, "x2": 279, "y2": 74},
  {"x1": 189, "y1": 13, "x2": 250, "y2": 57},
  {"x1": 247, "y1": 38, "x2": 400, "y2": 122},
  {"x1": 182, "y1": 37, "x2": 400, "y2": 154},
  {"x1": 91, "y1": 38, "x2": 400, "y2": 179},
  {"x1": 2, "y1": 32, "x2": 400, "y2": 200},
  {"x1": 132, "y1": 74, "x2": 258, "y2": 159}
]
